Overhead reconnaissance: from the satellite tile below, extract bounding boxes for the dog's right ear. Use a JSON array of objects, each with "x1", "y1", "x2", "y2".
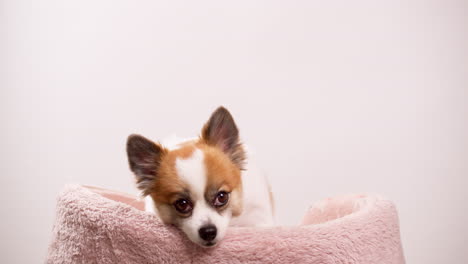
[
  {"x1": 126, "y1": 134, "x2": 166, "y2": 195},
  {"x1": 201, "y1": 106, "x2": 245, "y2": 170}
]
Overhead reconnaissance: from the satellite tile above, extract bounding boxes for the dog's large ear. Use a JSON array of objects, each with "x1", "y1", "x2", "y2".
[
  {"x1": 126, "y1": 134, "x2": 166, "y2": 195},
  {"x1": 201, "y1": 106, "x2": 246, "y2": 170}
]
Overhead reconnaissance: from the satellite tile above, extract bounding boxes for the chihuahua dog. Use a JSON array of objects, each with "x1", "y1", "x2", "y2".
[{"x1": 126, "y1": 107, "x2": 274, "y2": 247}]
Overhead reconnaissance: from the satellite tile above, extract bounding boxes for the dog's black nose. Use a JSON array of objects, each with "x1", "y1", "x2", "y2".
[{"x1": 198, "y1": 224, "x2": 217, "y2": 242}]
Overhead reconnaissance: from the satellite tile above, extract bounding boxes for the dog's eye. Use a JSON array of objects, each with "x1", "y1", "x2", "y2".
[
  {"x1": 173, "y1": 199, "x2": 193, "y2": 214},
  {"x1": 213, "y1": 191, "x2": 229, "y2": 207}
]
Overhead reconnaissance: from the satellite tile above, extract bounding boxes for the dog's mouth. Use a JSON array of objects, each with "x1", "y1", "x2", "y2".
[{"x1": 202, "y1": 241, "x2": 217, "y2": 247}]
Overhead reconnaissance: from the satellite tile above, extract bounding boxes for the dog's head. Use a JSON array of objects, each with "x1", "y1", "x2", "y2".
[{"x1": 126, "y1": 107, "x2": 245, "y2": 247}]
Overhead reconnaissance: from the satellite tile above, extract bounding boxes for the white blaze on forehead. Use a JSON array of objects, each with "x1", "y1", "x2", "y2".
[{"x1": 175, "y1": 148, "x2": 206, "y2": 197}]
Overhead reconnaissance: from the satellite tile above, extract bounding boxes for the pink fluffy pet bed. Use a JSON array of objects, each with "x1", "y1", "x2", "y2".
[{"x1": 47, "y1": 185, "x2": 405, "y2": 264}]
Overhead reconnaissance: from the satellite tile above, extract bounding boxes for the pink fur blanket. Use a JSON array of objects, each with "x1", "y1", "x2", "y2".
[{"x1": 46, "y1": 185, "x2": 405, "y2": 263}]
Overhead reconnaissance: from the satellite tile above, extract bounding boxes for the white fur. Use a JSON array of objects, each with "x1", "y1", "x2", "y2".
[
  {"x1": 180, "y1": 198, "x2": 231, "y2": 246},
  {"x1": 144, "y1": 195, "x2": 156, "y2": 213},
  {"x1": 230, "y1": 152, "x2": 275, "y2": 227},
  {"x1": 175, "y1": 149, "x2": 206, "y2": 197}
]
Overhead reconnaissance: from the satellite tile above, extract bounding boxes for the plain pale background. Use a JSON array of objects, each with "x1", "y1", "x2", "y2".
[{"x1": 1, "y1": 0, "x2": 467, "y2": 263}]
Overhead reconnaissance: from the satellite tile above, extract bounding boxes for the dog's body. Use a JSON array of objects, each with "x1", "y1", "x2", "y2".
[{"x1": 127, "y1": 107, "x2": 274, "y2": 247}]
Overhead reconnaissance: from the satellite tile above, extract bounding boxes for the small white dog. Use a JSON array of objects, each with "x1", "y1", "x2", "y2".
[{"x1": 126, "y1": 106, "x2": 274, "y2": 247}]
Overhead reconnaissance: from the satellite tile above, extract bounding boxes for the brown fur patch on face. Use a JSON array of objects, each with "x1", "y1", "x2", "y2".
[
  {"x1": 198, "y1": 143, "x2": 243, "y2": 216},
  {"x1": 148, "y1": 145, "x2": 195, "y2": 205}
]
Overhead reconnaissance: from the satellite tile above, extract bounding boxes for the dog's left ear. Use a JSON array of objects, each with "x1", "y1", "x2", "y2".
[{"x1": 201, "y1": 106, "x2": 246, "y2": 170}]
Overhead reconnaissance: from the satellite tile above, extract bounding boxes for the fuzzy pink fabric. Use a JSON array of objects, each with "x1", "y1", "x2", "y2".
[{"x1": 46, "y1": 185, "x2": 405, "y2": 264}]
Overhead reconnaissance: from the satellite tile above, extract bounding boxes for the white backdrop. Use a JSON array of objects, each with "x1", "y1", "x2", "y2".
[{"x1": 1, "y1": 1, "x2": 467, "y2": 263}]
